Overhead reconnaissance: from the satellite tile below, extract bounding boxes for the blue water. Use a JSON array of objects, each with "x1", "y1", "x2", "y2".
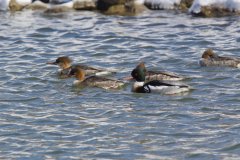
[{"x1": 1, "y1": 10, "x2": 240, "y2": 159}]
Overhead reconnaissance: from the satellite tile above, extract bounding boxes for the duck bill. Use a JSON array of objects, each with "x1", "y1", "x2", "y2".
[{"x1": 46, "y1": 61, "x2": 57, "y2": 65}]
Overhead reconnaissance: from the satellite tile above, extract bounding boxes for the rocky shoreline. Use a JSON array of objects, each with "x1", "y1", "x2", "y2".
[{"x1": 3, "y1": 0, "x2": 240, "y2": 17}]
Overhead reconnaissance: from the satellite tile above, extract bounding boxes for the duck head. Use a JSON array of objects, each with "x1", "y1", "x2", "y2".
[
  {"x1": 47, "y1": 56, "x2": 72, "y2": 69},
  {"x1": 68, "y1": 67, "x2": 85, "y2": 82},
  {"x1": 131, "y1": 62, "x2": 146, "y2": 82},
  {"x1": 202, "y1": 49, "x2": 218, "y2": 59}
]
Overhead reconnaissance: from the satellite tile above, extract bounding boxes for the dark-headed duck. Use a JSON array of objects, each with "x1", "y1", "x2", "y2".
[
  {"x1": 124, "y1": 62, "x2": 185, "y2": 81},
  {"x1": 131, "y1": 62, "x2": 190, "y2": 94}
]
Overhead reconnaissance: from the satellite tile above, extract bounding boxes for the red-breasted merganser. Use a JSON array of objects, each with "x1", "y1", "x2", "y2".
[
  {"x1": 124, "y1": 62, "x2": 185, "y2": 81},
  {"x1": 199, "y1": 49, "x2": 240, "y2": 68},
  {"x1": 47, "y1": 56, "x2": 115, "y2": 78},
  {"x1": 131, "y1": 62, "x2": 190, "y2": 94},
  {"x1": 68, "y1": 67, "x2": 125, "y2": 90}
]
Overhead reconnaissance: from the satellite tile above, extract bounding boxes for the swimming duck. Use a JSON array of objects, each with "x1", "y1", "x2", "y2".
[
  {"x1": 124, "y1": 63, "x2": 184, "y2": 81},
  {"x1": 47, "y1": 56, "x2": 115, "y2": 77},
  {"x1": 131, "y1": 62, "x2": 190, "y2": 94},
  {"x1": 68, "y1": 67, "x2": 125, "y2": 90},
  {"x1": 199, "y1": 48, "x2": 240, "y2": 68}
]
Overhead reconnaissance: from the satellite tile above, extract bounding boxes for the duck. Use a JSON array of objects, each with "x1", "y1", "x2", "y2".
[
  {"x1": 47, "y1": 56, "x2": 115, "y2": 78},
  {"x1": 124, "y1": 63, "x2": 185, "y2": 81},
  {"x1": 68, "y1": 67, "x2": 125, "y2": 90},
  {"x1": 199, "y1": 48, "x2": 240, "y2": 68},
  {"x1": 131, "y1": 62, "x2": 190, "y2": 94}
]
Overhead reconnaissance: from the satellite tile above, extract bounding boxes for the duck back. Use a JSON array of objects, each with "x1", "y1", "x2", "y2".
[
  {"x1": 200, "y1": 56, "x2": 240, "y2": 68},
  {"x1": 83, "y1": 76, "x2": 125, "y2": 90},
  {"x1": 146, "y1": 70, "x2": 184, "y2": 81}
]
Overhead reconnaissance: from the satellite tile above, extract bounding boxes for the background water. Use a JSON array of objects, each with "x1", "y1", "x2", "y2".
[{"x1": 0, "y1": 9, "x2": 240, "y2": 159}]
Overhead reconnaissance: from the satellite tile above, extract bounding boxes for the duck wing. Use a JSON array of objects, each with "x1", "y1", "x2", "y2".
[
  {"x1": 73, "y1": 64, "x2": 116, "y2": 76},
  {"x1": 74, "y1": 64, "x2": 101, "y2": 70},
  {"x1": 202, "y1": 56, "x2": 240, "y2": 68},
  {"x1": 143, "y1": 80, "x2": 189, "y2": 94},
  {"x1": 72, "y1": 64, "x2": 103, "y2": 75},
  {"x1": 146, "y1": 70, "x2": 184, "y2": 81},
  {"x1": 218, "y1": 56, "x2": 240, "y2": 62},
  {"x1": 83, "y1": 76, "x2": 125, "y2": 90}
]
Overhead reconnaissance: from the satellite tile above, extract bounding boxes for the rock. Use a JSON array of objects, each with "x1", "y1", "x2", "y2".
[
  {"x1": 25, "y1": 1, "x2": 48, "y2": 10},
  {"x1": 144, "y1": 0, "x2": 193, "y2": 11},
  {"x1": 96, "y1": 0, "x2": 129, "y2": 11},
  {"x1": 22, "y1": 0, "x2": 97, "y2": 11},
  {"x1": 191, "y1": 6, "x2": 239, "y2": 17},
  {"x1": 189, "y1": 0, "x2": 240, "y2": 17},
  {"x1": 104, "y1": 4, "x2": 145, "y2": 16},
  {"x1": 179, "y1": 0, "x2": 193, "y2": 11},
  {"x1": 73, "y1": 0, "x2": 96, "y2": 10},
  {"x1": 102, "y1": 1, "x2": 146, "y2": 16},
  {"x1": 9, "y1": 0, "x2": 25, "y2": 11}
]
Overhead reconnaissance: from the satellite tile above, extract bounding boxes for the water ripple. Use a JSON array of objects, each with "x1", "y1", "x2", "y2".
[{"x1": 0, "y1": 10, "x2": 240, "y2": 159}]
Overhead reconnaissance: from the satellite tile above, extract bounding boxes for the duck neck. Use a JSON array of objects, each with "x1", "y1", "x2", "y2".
[
  {"x1": 59, "y1": 62, "x2": 71, "y2": 70},
  {"x1": 73, "y1": 79, "x2": 83, "y2": 85},
  {"x1": 132, "y1": 81, "x2": 144, "y2": 92},
  {"x1": 75, "y1": 71, "x2": 85, "y2": 83}
]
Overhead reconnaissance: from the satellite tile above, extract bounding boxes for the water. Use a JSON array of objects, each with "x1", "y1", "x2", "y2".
[{"x1": 1, "y1": 9, "x2": 240, "y2": 159}]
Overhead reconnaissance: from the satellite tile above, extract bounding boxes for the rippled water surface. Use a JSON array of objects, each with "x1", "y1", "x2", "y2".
[{"x1": 1, "y1": 10, "x2": 240, "y2": 159}]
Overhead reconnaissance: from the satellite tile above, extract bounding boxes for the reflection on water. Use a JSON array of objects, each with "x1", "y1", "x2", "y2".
[{"x1": 0, "y1": 10, "x2": 240, "y2": 159}]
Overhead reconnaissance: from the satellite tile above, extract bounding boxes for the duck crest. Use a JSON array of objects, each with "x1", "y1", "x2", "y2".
[
  {"x1": 202, "y1": 48, "x2": 218, "y2": 59},
  {"x1": 55, "y1": 56, "x2": 72, "y2": 69},
  {"x1": 69, "y1": 67, "x2": 85, "y2": 81},
  {"x1": 137, "y1": 61, "x2": 145, "y2": 68}
]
